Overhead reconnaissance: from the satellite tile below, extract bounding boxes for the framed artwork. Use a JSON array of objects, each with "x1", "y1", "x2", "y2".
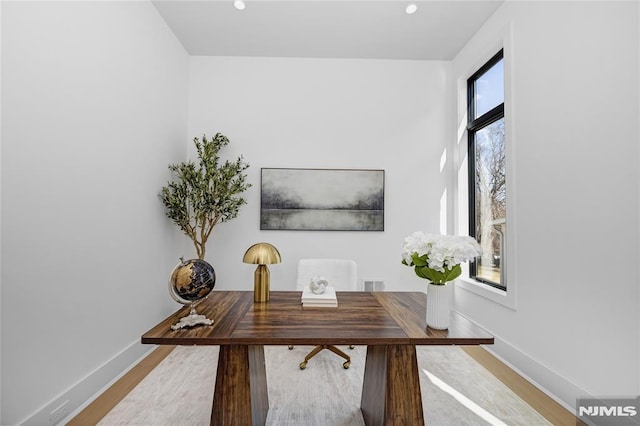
[{"x1": 260, "y1": 168, "x2": 384, "y2": 231}]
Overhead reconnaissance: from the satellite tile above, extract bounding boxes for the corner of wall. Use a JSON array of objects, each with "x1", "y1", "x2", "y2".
[
  {"x1": 0, "y1": 0, "x2": 3, "y2": 422},
  {"x1": 637, "y1": 0, "x2": 640, "y2": 398}
]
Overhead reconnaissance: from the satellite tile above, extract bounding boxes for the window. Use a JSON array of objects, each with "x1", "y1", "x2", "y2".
[{"x1": 467, "y1": 50, "x2": 506, "y2": 290}]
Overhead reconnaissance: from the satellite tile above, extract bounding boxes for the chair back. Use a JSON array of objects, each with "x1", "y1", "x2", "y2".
[{"x1": 296, "y1": 259, "x2": 358, "y2": 291}]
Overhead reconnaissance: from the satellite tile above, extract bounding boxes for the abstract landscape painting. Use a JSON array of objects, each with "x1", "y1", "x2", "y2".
[{"x1": 261, "y1": 168, "x2": 384, "y2": 231}]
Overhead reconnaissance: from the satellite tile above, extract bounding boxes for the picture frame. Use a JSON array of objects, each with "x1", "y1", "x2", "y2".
[{"x1": 260, "y1": 168, "x2": 384, "y2": 231}]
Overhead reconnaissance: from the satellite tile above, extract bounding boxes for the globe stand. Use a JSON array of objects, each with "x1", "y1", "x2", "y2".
[
  {"x1": 171, "y1": 303, "x2": 213, "y2": 331},
  {"x1": 168, "y1": 258, "x2": 216, "y2": 331}
]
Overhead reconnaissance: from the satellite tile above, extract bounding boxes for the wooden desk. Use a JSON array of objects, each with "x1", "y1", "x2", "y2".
[{"x1": 142, "y1": 291, "x2": 493, "y2": 425}]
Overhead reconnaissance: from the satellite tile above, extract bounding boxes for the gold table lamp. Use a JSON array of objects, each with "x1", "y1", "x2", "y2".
[{"x1": 243, "y1": 243, "x2": 281, "y2": 302}]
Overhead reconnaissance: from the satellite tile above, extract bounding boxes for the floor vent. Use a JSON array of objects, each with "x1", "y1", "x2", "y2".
[{"x1": 363, "y1": 279, "x2": 385, "y2": 292}]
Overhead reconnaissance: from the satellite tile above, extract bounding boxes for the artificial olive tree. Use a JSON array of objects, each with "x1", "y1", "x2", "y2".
[{"x1": 160, "y1": 133, "x2": 250, "y2": 259}]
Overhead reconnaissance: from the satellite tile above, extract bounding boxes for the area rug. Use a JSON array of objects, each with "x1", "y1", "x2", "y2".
[{"x1": 98, "y1": 345, "x2": 550, "y2": 425}]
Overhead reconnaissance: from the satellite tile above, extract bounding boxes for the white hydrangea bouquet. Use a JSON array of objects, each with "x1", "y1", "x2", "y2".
[{"x1": 401, "y1": 231, "x2": 482, "y2": 285}]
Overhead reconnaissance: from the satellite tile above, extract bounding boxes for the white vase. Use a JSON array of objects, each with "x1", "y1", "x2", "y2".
[{"x1": 426, "y1": 282, "x2": 450, "y2": 330}]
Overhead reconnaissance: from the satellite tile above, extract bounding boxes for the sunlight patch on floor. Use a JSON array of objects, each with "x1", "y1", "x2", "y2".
[{"x1": 423, "y1": 368, "x2": 508, "y2": 426}]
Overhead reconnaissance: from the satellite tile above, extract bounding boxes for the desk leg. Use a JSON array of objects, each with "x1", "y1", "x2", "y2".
[
  {"x1": 360, "y1": 345, "x2": 424, "y2": 426},
  {"x1": 211, "y1": 345, "x2": 269, "y2": 426}
]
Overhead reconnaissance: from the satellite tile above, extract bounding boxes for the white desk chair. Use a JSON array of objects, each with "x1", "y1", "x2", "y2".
[{"x1": 292, "y1": 258, "x2": 357, "y2": 369}]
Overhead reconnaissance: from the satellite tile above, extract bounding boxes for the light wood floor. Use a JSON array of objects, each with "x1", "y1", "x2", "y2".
[
  {"x1": 461, "y1": 347, "x2": 582, "y2": 426},
  {"x1": 68, "y1": 346, "x2": 176, "y2": 426},
  {"x1": 69, "y1": 345, "x2": 579, "y2": 425}
]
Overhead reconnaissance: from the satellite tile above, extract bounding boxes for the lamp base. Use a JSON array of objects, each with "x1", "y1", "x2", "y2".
[{"x1": 254, "y1": 264, "x2": 270, "y2": 302}]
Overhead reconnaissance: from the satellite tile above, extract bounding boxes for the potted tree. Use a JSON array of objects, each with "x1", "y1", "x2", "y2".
[{"x1": 160, "y1": 133, "x2": 251, "y2": 260}]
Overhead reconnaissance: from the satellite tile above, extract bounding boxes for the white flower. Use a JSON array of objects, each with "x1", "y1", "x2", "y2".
[{"x1": 402, "y1": 232, "x2": 482, "y2": 282}]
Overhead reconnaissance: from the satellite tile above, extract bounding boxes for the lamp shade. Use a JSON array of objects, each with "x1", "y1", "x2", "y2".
[{"x1": 243, "y1": 243, "x2": 281, "y2": 265}]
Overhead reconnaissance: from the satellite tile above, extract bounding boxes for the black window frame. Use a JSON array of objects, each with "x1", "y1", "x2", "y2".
[{"x1": 467, "y1": 49, "x2": 506, "y2": 291}]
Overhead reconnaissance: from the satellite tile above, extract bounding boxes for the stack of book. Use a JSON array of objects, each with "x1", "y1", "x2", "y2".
[{"x1": 301, "y1": 286, "x2": 338, "y2": 307}]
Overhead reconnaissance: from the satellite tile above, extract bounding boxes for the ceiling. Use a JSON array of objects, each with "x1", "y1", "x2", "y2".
[{"x1": 152, "y1": 1, "x2": 504, "y2": 60}]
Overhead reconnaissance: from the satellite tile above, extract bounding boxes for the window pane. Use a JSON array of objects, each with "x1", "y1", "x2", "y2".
[
  {"x1": 474, "y1": 58, "x2": 504, "y2": 119},
  {"x1": 474, "y1": 118, "x2": 506, "y2": 286}
]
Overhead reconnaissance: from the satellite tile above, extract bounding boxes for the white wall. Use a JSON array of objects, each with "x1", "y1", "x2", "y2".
[
  {"x1": 187, "y1": 56, "x2": 454, "y2": 293},
  {"x1": 1, "y1": 2, "x2": 189, "y2": 424},
  {"x1": 0, "y1": 2, "x2": 4, "y2": 422},
  {"x1": 453, "y1": 1, "x2": 640, "y2": 408}
]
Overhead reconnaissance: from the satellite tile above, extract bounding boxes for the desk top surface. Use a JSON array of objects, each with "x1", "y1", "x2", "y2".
[{"x1": 141, "y1": 291, "x2": 493, "y2": 346}]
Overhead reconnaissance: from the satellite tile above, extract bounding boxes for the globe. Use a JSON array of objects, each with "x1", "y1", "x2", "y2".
[{"x1": 169, "y1": 258, "x2": 216, "y2": 305}]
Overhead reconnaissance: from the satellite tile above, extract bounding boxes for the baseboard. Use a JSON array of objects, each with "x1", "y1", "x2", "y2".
[
  {"x1": 482, "y1": 339, "x2": 590, "y2": 413},
  {"x1": 453, "y1": 310, "x2": 593, "y2": 413},
  {"x1": 19, "y1": 340, "x2": 153, "y2": 426}
]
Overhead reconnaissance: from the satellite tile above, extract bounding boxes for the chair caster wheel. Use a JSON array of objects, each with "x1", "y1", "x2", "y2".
[
  {"x1": 343, "y1": 361, "x2": 350, "y2": 369},
  {"x1": 349, "y1": 345, "x2": 355, "y2": 349},
  {"x1": 299, "y1": 361, "x2": 307, "y2": 370},
  {"x1": 288, "y1": 345, "x2": 293, "y2": 350}
]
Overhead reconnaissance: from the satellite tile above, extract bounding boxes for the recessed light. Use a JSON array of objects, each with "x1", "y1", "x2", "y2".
[
  {"x1": 234, "y1": 0, "x2": 246, "y2": 11},
  {"x1": 405, "y1": 3, "x2": 418, "y2": 14}
]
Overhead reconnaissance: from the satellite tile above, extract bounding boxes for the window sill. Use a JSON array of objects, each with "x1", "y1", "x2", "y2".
[{"x1": 455, "y1": 277, "x2": 517, "y2": 310}]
